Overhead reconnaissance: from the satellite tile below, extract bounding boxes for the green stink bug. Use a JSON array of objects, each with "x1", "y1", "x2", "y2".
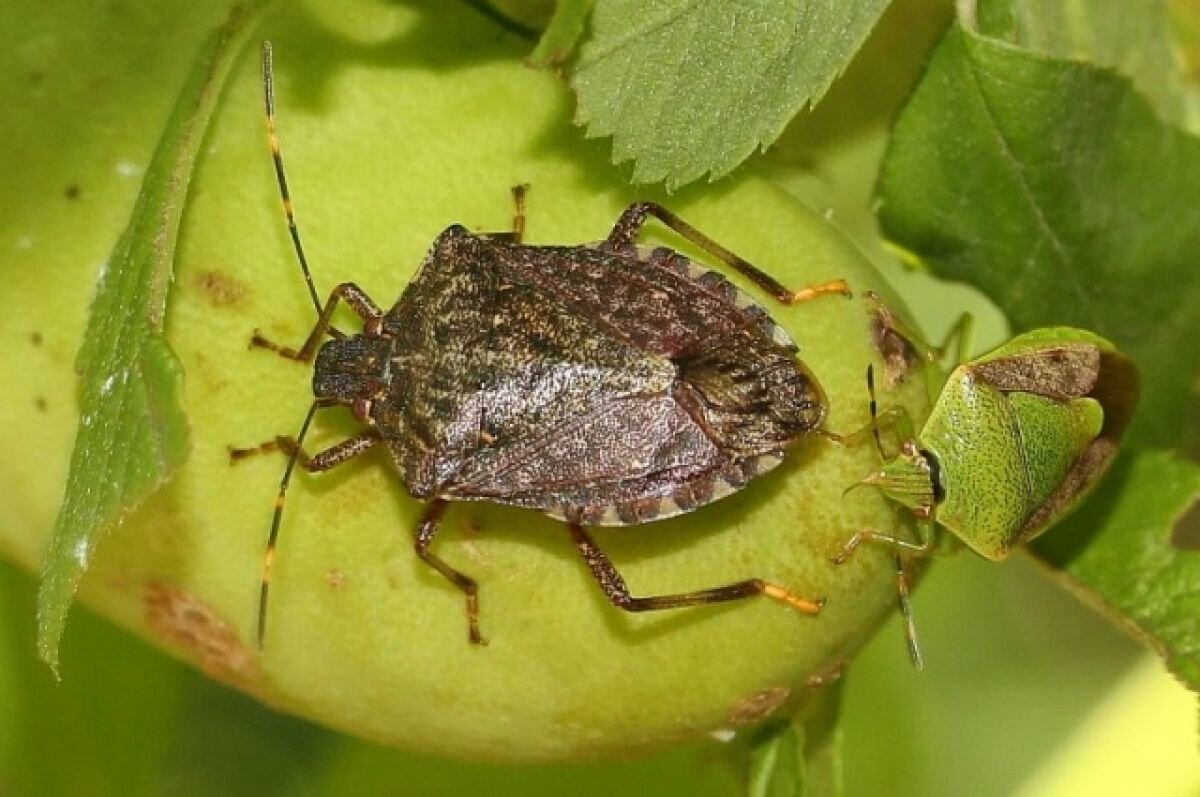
[{"x1": 834, "y1": 309, "x2": 1138, "y2": 662}]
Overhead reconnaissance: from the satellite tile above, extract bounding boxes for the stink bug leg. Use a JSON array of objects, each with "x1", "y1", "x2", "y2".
[
  {"x1": 483, "y1": 183, "x2": 529, "y2": 244},
  {"x1": 603, "y1": 202, "x2": 852, "y2": 305},
  {"x1": 415, "y1": 500, "x2": 485, "y2": 645},
  {"x1": 567, "y1": 525, "x2": 823, "y2": 616},
  {"x1": 865, "y1": 290, "x2": 975, "y2": 368},
  {"x1": 832, "y1": 365, "x2": 931, "y2": 668},
  {"x1": 832, "y1": 516, "x2": 935, "y2": 563},
  {"x1": 252, "y1": 282, "x2": 384, "y2": 363},
  {"x1": 232, "y1": 402, "x2": 382, "y2": 647},
  {"x1": 893, "y1": 553, "x2": 924, "y2": 670}
]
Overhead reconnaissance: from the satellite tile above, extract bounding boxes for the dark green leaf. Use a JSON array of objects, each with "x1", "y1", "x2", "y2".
[
  {"x1": 878, "y1": 3, "x2": 1200, "y2": 693},
  {"x1": 528, "y1": 0, "x2": 594, "y2": 66},
  {"x1": 877, "y1": 15, "x2": 1200, "y2": 448},
  {"x1": 572, "y1": 0, "x2": 891, "y2": 189},
  {"x1": 1032, "y1": 450, "x2": 1200, "y2": 690},
  {"x1": 35, "y1": 0, "x2": 276, "y2": 674}
]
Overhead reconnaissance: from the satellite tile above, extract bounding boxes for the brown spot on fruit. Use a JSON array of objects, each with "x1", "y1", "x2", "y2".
[
  {"x1": 804, "y1": 659, "x2": 847, "y2": 689},
  {"x1": 193, "y1": 269, "x2": 247, "y2": 308},
  {"x1": 325, "y1": 569, "x2": 346, "y2": 589},
  {"x1": 728, "y1": 685, "x2": 790, "y2": 726},
  {"x1": 145, "y1": 583, "x2": 257, "y2": 684},
  {"x1": 64, "y1": 184, "x2": 80, "y2": 200}
]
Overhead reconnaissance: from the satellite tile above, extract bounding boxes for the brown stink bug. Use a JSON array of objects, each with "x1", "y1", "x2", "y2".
[{"x1": 233, "y1": 43, "x2": 852, "y2": 648}]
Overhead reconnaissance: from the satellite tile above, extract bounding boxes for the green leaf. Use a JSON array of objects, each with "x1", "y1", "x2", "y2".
[
  {"x1": 971, "y1": 0, "x2": 1198, "y2": 131},
  {"x1": 877, "y1": 2, "x2": 1200, "y2": 694},
  {"x1": 572, "y1": 0, "x2": 892, "y2": 189},
  {"x1": 528, "y1": 0, "x2": 594, "y2": 66},
  {"x1": 35, "y1": 0, "x2": 275, "y2": 674},
  {"x1": 1032, "y1": 450, "x2": 1200, "y2": 690},
  {"x1": 4, "y1": 0, "x2": 929, "y2": 758},
  {"x1": 876, "y1": 12, "x2": 1200, "y2": 448},
  {"x1": 1171, "y1": 1, "x2": 1200, "y2": 120},
  {"x1": 749, "y1": 721, "x2": 804, "y2": 797},
  {"x1": 747, "y1": 682, "x2": 843, "y2": 797}
]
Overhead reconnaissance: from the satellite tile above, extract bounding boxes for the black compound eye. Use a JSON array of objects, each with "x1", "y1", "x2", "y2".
[{"x1": 922, "y1": 449, "x2": 945, "y2": 503}]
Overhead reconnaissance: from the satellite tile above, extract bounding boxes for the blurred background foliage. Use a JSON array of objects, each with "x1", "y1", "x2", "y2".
[{"x1": 1, "y1": 0, "x2": 1197, "y2": 794}]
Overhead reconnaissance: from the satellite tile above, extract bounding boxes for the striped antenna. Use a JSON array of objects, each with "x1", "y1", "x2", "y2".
[
  {"x1": 867, "y1": 364, "x2": 925, "y2": 669},
  {"x1": 257, "y1": 401, "x2": 320, "y2": 648},
  {"x1": 895, "y1": 554, "x2": 924, "y2": 671},
  {"x1": 866, "y1": 364, "x2": 885, "y2": 459},
  {"x1": 262, "y1": 41, "x2": 323, "y2": 318}
]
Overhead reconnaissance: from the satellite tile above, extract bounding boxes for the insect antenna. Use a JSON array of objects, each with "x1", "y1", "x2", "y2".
[
  {"x1": 262, "y1": 41, "x2": 337, "y2": 333},
  {"x1": 257, "y1": 400, "x2": 321, "y2": 649},
  {"x1": 895, "y1": 553, "x2": 924, "y2": 671},
  {"x1": 866, "y1": 364, "x2": 886, "y2": 459},
  {"x1": 867, "y1": 364, "x2": 925, "y2": 670},
  {"x1": 840, "y1": 364, "x2": 889, "y2": 499}
]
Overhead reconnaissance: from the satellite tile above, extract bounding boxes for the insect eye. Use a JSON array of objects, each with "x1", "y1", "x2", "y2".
[
  {"x1": 352, "y1": 398, "x2": 374, "y2": 422},
  {"x1": 923, "y1": 450, "x2": 945, "y2": 503}
]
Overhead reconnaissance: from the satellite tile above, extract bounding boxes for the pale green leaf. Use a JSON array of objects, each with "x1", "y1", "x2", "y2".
[
  {"x1": 35, "y1": 0, "x2": 276, "y2": 673},
  {"x1": 573, "y1": 0, "x2": 892, "y2": 189},
  {"x1": 528, "y1": 0, "x2": 594, "y2": 66},
  {"x1": 970, "y1": 0, "x2": 1198, "y2": 131}
]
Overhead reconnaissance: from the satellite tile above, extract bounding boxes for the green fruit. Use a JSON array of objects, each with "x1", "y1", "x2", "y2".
[{"x1": 0, "y1": 2, "x2": 931, "y2": 761}]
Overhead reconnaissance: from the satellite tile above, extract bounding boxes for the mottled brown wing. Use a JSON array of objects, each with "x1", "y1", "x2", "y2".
[
  {"x1": 482, "y1": 236, "x2": 825, "y2": 456},
  {"x1": 376, "y1": 227, "x2": 690, "y2": 497},
  {"x1": 374, "y1": 227, "x2": 819, "y2": 513},
  {"x1": 473, "y1": 271, "x2": 676, "y2": 448},
  {"x1": 440, "y1": 393, "x2": 730, "y2": 518},
  {"x1": 489, "y1": 239, "x2": 797, "y2": 358}
]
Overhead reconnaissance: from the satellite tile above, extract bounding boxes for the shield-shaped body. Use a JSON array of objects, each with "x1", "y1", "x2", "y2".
[
  {"x1": 319, "y1": 225, "x2": 826, "y2": 527},
  {"x1": 917, "y1": 328, "x2": 1137, "y2": 559}
]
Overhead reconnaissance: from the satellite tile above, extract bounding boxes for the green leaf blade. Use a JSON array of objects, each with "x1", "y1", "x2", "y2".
[
  {"x1": 877, "y1": 19, "x2": 1200, "y2": 447},
  {"x1": 1032, "y1": 450, "x2": 1200, "y2": 690},
  {"x1": 573, "y1": 0, "x2": 891, "y2": 189},
  {"x1": 972, "y1": 0, "x2": 1198, "y2": 132},
  {"x1": 528, "y1": 0, "x2": 594, "y2": 67},
  {"x1": 747, "y1": 682, "x2": 843, "y2": 797},
  {"x1": 36, "y1": 0, "x2": 275, "y2": 673},
  {"x1": 749, "y1": 721, "x2": 805, "y2": 797},
  {"x1": 877, "y1": 2, "x2": 1200, "y2": 692}
]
